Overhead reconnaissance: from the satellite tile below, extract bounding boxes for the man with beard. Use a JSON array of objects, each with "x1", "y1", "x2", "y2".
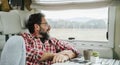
[{"x1": 21, "y1": 13, "x2": 79, "y2": 65}]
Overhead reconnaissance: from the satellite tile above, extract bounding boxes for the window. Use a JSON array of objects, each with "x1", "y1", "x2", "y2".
[{"x1": 41, "y1": 7, "x2": 108, "y2": 41}]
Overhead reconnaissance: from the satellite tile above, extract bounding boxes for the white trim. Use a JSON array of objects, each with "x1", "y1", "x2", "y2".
[
  {"x1": 63, "y1": 40, "x2": 112, "y2": 48},
  {"x1": 108, "y1": 6, "x2": 116, "y2": 48}
]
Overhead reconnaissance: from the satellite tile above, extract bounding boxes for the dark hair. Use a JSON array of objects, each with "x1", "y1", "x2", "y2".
[{"x1": 26, "y1": 13, "x2": 45, "y2": 33}]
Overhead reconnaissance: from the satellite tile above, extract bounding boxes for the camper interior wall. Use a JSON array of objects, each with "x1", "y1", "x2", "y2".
[{"x1": 114, "y1": 5, "x2": 120, "y2": 59}]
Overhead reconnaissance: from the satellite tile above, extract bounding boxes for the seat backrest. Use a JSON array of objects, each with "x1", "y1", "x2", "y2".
[
  {"x1": 0, "y1": 10, "x2": 33, "y2": 56},
  {"x1": 0, "y1": 10, "x2": 34, "y2": 65},
  {"x1": 0, "y1": 11, "x2": 22, "y2": 34},
  {"x1": 0, "y1": 35, "x2": 26, "y2": 65}
]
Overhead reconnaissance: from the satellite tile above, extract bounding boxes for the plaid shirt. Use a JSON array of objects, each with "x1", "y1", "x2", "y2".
[{"x1": 21, "y1": 33, "x2": 79, "y2": 65}]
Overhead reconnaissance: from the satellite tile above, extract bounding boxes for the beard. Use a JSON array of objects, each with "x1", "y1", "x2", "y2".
[
  {"x1": 39, "y1": 31, "x2": 50, "y2": 40},
  {"x1": 39, "y1": 32, "x2": 50, "y2": 43},
  {"x1": 39, "y1": 26, "x2": 50, "y2": 43}
]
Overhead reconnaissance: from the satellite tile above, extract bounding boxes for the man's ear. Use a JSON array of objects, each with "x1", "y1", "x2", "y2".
[{"x1": 34, "y1": 24, "x2": 40, "y2": 31}]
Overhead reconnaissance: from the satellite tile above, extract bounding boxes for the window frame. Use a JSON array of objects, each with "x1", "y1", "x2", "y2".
[
  {"x1": 37, "y1": 6, "x2": 115, "y2": 48},
  {"x1": 66, "y1": 6, "x2": 116, "y2": 48}
]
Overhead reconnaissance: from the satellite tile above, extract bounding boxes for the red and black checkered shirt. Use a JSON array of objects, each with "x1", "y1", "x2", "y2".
[{"x1": 21, "y1": 33, "x2": 79, "y2": 65}]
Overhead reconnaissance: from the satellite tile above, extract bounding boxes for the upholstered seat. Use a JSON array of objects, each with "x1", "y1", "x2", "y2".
[
  {"x1": 0, "y1": 10, "x2": 33, "y2": 65},
  {"x1": 0, "y1": 35, "x2": 26, "y2": 65}
]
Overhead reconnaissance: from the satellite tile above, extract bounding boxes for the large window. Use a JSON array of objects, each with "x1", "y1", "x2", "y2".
[{"x1": 41, "y1": 7, "x2": 108, "y2": 41}]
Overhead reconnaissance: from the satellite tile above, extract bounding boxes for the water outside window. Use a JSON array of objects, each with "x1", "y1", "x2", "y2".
[{"x1": 41, "y1": 7, "x2": 108, "y2": 41}]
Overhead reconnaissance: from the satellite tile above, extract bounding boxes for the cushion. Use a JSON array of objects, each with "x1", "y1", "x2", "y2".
[
  {"x1": 0, "y1": 11, "x2": 22, "y2": 34},
  {"x1": 18, "y1": 10, "x2": 34, "y2": 28},
  {"x1": 0, "y1": 36, "x2": 26, "y2": 65}
]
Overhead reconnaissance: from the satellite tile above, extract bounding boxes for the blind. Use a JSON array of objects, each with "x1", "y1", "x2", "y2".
[
  {"x1": 31, "y1": 0, "x2": 114, "y2": 10},
  {"x1": 32, "y1": 0, "x2": 111, "y2": 3}
]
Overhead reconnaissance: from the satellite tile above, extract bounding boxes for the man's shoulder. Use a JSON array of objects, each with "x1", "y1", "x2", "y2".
[
  {"x1": 49, "y1": 37, "x2": 60, "y2": 43},
  {"x1": 20, "y1": 32, "x2": 31, "y2": 38},
  {"x1": 20, "y1": 32, "x2": 28, "y2": 35},
  {"x1": 49, "y1": 37, "x2": 57, "y2": 41}
]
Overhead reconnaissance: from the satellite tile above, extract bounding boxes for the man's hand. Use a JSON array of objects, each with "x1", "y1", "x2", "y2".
[
  {"x1": 40, "y1": 50, "x2": 77, "y2": 63},
  {"x1": 40, "y1": 52, "x2": 54, "y2": 61},
  {"x1": 52, "y1": 53, "x2": 69, "y2": 63}
]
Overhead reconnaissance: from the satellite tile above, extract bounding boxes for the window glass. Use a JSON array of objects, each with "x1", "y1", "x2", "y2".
[{"x1": 41, "y1": 7, "x2": 108, "y2": 41}]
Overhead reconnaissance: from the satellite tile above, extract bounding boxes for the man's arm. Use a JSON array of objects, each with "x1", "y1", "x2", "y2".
[
  {"x1": 40, "y1": 52, "x2": 70, "y2": 63},
  {"x1": 39, "y1": 50, "x2": 77, "y2": 63},
  {"x1": 39, "y1": 39, "x2": 79, "y2": 63},
  {"x1": 58, "y1": 50, "x2": 77, "y2": 59},
  {"x1": 52, "y1": 50, "x2": 77, "y2": 63},
  {"x1": 39, "y1": 52, "x2": 54, "y2": 61}
]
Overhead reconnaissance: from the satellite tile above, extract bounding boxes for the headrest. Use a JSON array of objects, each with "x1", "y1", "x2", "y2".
[
  {"x1": 18, "y1": 10, "x2": 34, "y2": 29},
  {"x1": 0, "y1": 10, "x2": 34, "y2": 34},
  {"x1": 0, "y1": 11, "x2": 22, "y2": 34}
]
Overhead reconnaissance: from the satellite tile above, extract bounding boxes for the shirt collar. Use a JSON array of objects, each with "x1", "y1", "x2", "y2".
[{"x1": 31, "y1": 34, "x2": 39, "y2": 39}]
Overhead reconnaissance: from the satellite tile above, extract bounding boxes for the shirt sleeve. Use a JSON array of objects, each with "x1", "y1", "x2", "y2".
[
  {"x1": 53, "y1": 38, "x2": 80, "y2": 56},
  {"x1": 21, "y1": 33, "x2": 44, "y2": 63},
  {"x1": 25, "y1": 39, "x2": 44, "y2": 62}
]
